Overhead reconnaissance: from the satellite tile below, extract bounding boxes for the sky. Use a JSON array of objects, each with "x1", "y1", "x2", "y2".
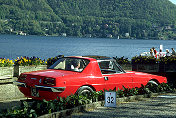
[{"x1": 169, "y1": 0, "x2": 176, "y2": 4}]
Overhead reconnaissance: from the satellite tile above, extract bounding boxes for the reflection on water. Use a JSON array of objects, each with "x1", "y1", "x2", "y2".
[{"x1": 0, "y1": 35, "x2": 176, "y2": 60}]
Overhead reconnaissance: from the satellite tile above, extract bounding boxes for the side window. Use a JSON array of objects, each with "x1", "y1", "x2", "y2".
[
  {"x1": 98, "y1": 60, "x2": 123, "y2": 74},
  {"x1": 99, "y1": 61, "x2": 110, "y2": 69}
]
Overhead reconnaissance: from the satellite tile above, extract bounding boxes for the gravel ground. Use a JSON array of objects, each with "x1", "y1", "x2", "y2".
[{"x1": 70, "y1": 93, "x2": 176, "y2": 118}]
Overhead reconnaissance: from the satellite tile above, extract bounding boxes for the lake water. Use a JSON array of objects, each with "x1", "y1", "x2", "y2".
[{"x1": 0, "y1": 35, "x2": 176, "y2": 60}]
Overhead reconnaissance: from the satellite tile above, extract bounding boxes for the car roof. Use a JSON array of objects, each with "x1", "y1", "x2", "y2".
[{"x1": 67, "y1": 56, "x2": 112, "y2": 60}]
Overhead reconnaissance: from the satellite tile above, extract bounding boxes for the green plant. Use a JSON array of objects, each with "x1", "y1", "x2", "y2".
[
  {"x1": 1, "y1": 101, "x2": 37, "y2": 118},
  {"x1": 113, "y1": 56, "x2": 131, "y2": 64},
  {"x1": 91, "y1": 90, "x2": 105, "y2": 102},
  {"x1": 66, "y1": 94, "x2": 91, "y2": 108},
  {"x1": 159, "y1": 56, "x2": 176, "y2": 64},
  {"x1": 132, "y1": 56, "x2": 176, "y2": 65},
  {"x1": 137, "y1": 84, "x2": 151, "y2": 95},
  {"x1": 122, "y1": 86, "x2": 139, "y2": 97},
  {"x1": 156, "y1": 82, "x2": 173, "y2": 92},
  {"x1": 132, "y1": 56, "x2": 159, "y2": 64},
  {"x1": 116, "y1": 88, "x2": 125, "y2": 98}
]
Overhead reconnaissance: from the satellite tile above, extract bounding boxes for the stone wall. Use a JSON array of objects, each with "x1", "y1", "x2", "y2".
[{"x1": 0, "y1": 77, "x2": 25, "y2": 101}]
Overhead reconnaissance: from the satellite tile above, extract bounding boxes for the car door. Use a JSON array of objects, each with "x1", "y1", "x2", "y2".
[{"x1": 98, "y1": 60, "x2": 133, "y2": 90}]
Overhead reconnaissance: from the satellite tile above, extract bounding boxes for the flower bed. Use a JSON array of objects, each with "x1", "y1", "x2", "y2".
[
  {"x1": 0, "y1": 58, "x2": 14, "y2": 79},
  {"x1": 14, "y1": 56, "x2": 47, "y2": 77},
  {"x1": 131, "y1": 56, "x2": 176, "y2": 72}
]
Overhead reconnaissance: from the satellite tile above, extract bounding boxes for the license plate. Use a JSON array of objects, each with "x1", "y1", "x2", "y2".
[{"x1": 31, "y1": 87, "x2": 39, "y2": 97}]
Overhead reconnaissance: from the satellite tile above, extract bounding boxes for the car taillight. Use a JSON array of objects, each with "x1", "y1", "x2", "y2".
[
  {"x1": 18, "y1": 74, "x2": 27, "y2": 81},
  {"x1": 43, "y1": 78, "x2": 55, "y2": 86}
]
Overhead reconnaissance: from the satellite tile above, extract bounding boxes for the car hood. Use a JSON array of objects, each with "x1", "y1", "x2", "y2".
[{"x1": 23, "y1": 69, "x2": 80, "y2": 78}]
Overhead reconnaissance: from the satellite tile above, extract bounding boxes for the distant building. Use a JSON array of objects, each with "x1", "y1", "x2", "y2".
[
  {"x1": 61, "y1": 33, "x2": 67, "y2": 37},
  {"x1": 85, "y1": 34, "x2": 92, "y2": 38},
  {"x1": 107, "y1": 34, "x2": 113, "y2": 38},
  {"x1": 9, "y1": 28, "x2": 13, "y2": 32},
  {"x1": 18, "y1": 31, "x2": 27, "y2": 36},
  {"x1": 125, "y1": 33, "x2": 130, "y2": 37},
  {"x1": 104, "y1": 24, "x2": 109, "y2": 28},
  {"x1": 165, "y1": 26, "x2": 172, "y2": 30}
]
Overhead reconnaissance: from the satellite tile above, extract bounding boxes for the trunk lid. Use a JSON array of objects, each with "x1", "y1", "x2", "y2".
[{"x1": 22, "y1": 69, "x2": 80, "y2": 87}]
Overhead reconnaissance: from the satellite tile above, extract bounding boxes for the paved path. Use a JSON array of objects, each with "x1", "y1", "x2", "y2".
[{"x1": 70, "y1": 93, "x2": 176, "y2": 118}]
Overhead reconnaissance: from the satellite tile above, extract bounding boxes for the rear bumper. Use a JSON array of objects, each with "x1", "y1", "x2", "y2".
[{"x1": 13, "y1": 81, "x2": 66, "y2": 92}]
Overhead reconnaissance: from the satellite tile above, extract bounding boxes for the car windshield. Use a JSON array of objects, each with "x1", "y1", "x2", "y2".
[{"x1": 49, "y1": 58, "x2": 90, "y2": 72}]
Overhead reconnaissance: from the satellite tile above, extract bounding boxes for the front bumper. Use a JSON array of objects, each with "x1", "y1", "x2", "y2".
[{"x1": 13, "y1": 81, "x2": 66, "y2": 92}]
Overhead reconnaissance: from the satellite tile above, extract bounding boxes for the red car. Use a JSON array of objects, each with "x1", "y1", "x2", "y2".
[{"x1": 14, "y1": 56, "x2": 167, "y2": 100}]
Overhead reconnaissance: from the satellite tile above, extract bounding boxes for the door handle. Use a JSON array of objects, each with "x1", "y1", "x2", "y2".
[{"x1": 104, "y1": 77, "x2": 109, "y2": 81}]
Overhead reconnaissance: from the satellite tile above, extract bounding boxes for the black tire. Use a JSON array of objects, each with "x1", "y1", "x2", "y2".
[
  {"x1": 146, "y1": 80, "x2": 159, "y2": 92},
  {"x1": 76, "y1": 86, "x2": 94, "y2": 96},
  {"x1": 147, "y1": 80, "x2": 158, "y2": 86}
]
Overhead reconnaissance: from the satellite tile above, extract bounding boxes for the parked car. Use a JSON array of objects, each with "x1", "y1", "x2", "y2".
[{"x1": 14, "y1": 56, "x2": 167, "y2": 100}]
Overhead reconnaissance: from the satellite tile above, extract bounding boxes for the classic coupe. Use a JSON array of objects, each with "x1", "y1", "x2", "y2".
[{"x1": 14, "y1": 56, "x2": 167, "y2": 100}]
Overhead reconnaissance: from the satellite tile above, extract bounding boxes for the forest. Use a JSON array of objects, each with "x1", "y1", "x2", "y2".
[{"x1": 0, "y1": 0, "x2": 176, "y2": 39}]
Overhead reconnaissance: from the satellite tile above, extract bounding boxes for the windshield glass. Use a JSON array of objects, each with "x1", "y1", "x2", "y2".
[{"x1": 49, "y1": 58, "x2": 90, "y2": 72}]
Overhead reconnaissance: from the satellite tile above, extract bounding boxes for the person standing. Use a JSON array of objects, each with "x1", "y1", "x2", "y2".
[
  {"x1": 166, "y1": 49, "x2": 171, "y2": 57},
  {"x1": 152, "y1": 47, "x2": 157, "y2": 58},
  {"x1": 171, "y1": 48, "x2": 176, "y2": 56},
  {"x1": 150, "y1": 48, "x2": 154, "y2": 57},
  {"x1": 158, "y1": 49, "x2": 165, "y2": 59}
]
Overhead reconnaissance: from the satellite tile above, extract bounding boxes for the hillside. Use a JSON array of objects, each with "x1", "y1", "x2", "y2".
[
  {"x1": 0, "y1": 0, "x2": 176, "y2": 39},
  {"x1": 48, "y1": 0, "x2": 176, "y2": 23}
]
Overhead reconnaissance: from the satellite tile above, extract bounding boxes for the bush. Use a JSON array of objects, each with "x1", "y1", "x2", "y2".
[
  {"x1": 132, "y1": 56, "x2": 176, "y2": 64},
  {"x1": 113, "y1": 56, "x2": 131, "y2": 64},
  {"x1": 159, "y1": 56, "x2": 176, "y2": 64},
  {"x1": 132, "y1": 56, "x2": 159, "y2": 64}
]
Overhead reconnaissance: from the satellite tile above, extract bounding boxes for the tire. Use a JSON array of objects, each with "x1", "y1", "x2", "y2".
[
  {"x1": 76, "y1": 86, "x2": 94, "y2": 96},
  {"x1": 146, "y1": 80, "x2": 159, "y2": 92},
  {"x1": 147, "y1": 80, "x2": 158, "y2": 86}
]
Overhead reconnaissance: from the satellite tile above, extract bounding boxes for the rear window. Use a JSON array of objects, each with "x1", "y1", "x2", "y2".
[{"x1": 49, "y1": 58, "x2": 90, "y2": 72}]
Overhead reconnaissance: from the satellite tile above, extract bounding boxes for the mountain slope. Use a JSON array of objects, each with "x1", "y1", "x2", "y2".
[
  {"x1": 0, "y1": 0, "x2": 176, "y2": 39},
  {"x1": 47, "y1": 0, "x2": 176, "y2": 23}
]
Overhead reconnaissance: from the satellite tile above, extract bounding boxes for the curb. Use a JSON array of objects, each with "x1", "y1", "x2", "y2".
[
  {"x1": 0, "y1": 98, "x2": 29, "y2": 110},
  {"x1": 38, "y1": 93, "x2": 160, "y2": 118}
]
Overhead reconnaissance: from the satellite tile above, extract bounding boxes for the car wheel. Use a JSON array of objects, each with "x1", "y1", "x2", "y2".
[
  {"x1": 146, "y1": 80, "x2": 159, "y2": 92},
  {"x1": 76, "y1": 86, "x2": 94, "y2": 97},
  {"x1": 147, "y1": 80, "x2": 158, "y2": 86}
]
